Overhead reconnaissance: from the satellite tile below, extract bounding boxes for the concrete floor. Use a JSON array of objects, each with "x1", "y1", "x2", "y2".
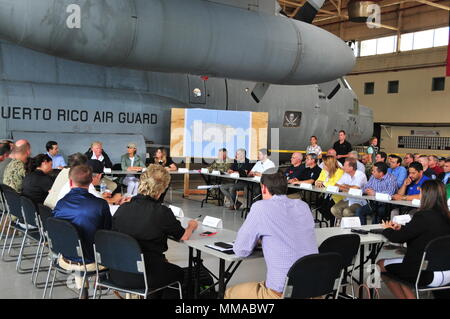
[{"x1": 0, "y1": 188, "x2": 410, "y2": 299}]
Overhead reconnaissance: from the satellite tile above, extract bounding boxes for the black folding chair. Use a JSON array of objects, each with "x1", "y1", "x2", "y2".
[
  {"x1": 93, "y1": 230, "x2": 182, "y2": 299},
  {"x1": 0, "y1": 184, "x2": 19, "y2": 244},
  {"x1": 16, "y1": 196, "x2": 43, "y2": 274},
  {"x1": 43, "y1": 217, "x2": 98, "y2": 299},
  {"x1": 319, "y1": 234, "x2": 361, "y2": 298},
  {"x1": 282, "y1": 253, "x2": 343, "y2": 299},
  {"x1": 1, "y1": 188, "x2": 28, "y2": 261},
  {"x1": 32, "y1": 205, "x2": 53, "y2": 286},
  {"x1": 200, "y1": 175, "x2": 223, "y2": 208},
  {"x1": 383, "y1": 235, "x2": 450, "y2": 299}
]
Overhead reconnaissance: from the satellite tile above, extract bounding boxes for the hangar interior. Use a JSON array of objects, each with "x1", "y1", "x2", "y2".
[{"x1": 0, "y1": 0, "x2": 449, "y2": 301}]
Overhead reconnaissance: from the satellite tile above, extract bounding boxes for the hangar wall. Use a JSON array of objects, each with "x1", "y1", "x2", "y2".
[{"x1": 346, "y1": 46, "x2": 449, "y2": 155}]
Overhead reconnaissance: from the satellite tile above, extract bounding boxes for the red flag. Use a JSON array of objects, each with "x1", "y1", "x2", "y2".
[
  {"x1": 447, "y1": 15, "x2": 450, "y2": 77},
  {"x1": 447, "y1": 28, "x2": 450, "y2": 76}
]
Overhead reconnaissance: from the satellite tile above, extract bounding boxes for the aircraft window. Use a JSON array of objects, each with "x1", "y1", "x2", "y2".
[
  {"x1": 283, "y1": 111, "x2": 302, "y2": 128},
  {"x1": 364, "y1": 82, "x2": 374, "y2": 95}
]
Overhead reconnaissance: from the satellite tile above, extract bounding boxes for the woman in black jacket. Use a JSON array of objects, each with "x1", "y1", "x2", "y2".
[
  {"x1": 111, "y1": 164, "x2": 198, "y2": 298},
  {"x1": 378, "y1": 179, "x2": 450, "y2": 299},
  {"x1": 22, "y1": 154, "x2": 54, "y2": 204}
]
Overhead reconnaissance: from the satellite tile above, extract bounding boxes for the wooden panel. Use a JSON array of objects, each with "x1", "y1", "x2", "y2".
[
  {"x1": 170, "y1": 108, "x2": 185, "y2": 157},
  {"x1": 250, "y1": 112, "x2": 269, "y2": 161}
]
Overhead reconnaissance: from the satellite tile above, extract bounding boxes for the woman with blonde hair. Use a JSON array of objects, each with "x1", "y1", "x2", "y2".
[
  {"x1": 316, "y1": 156, "x2": 344, "y2": 188},
  {"x1": 112, "y1": 164, "x2": 198, "y2": 298},
  {"x1": 315, "y1": 155, "x2": 344, "y2": 225},
  {"x1": 153, "y1": 147, "x2": 177, "y2": 171}
]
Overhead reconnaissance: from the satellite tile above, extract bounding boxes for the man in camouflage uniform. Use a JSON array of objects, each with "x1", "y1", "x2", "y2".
[
  {"x1": 208, "y1": 148, "x2": 232, "y2": 173},
  {"x1": 206, "y1": 148, "x2": 233, "y2": 202},
  {"x1": 361, "y1": 153, "x2": 373, "y2": 180},
  {"x1": 3, "y1": 140, "x2": 31, "y2": 193}
]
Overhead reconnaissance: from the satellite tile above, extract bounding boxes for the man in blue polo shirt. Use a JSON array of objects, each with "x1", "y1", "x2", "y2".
[
  {"x1": 388, "y1": 155, "x2": 408, "y2": 189},
  {"x1": 392, "y1": 161, "x2": 430, "y2": 201},
  {"x1": 53, "y1": 164, "x2": 111, "y2": 297}
]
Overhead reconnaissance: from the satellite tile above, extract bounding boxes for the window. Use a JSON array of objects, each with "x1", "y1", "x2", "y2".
[
  {"x1": 360, "y1": 39, "x2": 377, "y2": 56},
  {"x1": 413, "y1": 29, "x2": 434, "y2": 50},
  {"x1": 376, "y1": 36, "x2": 397, "y2": 54},
  {"x1": 364, "y1": 82, "x2": 375, "y2": 95},
  {"x1": 433, "y1": 27, "x2": 449, "y2": 47},
  {"x1": 400, "y1": 33, "x2": 414, "y2": 52},
  {"x1": 432, "y1": 77, "x2": 445, "y2": 91},
  {"x1": 388, "y1": 80, "x2": 399, "y2": 94}
]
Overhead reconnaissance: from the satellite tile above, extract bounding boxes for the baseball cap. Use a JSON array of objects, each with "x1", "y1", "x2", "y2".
[
  {"x1": 127, "y1": 143, "x2": 137, "y2": 149},
  {"x1": 86, "y1": 159, "x2": 104, "y2": 174}
]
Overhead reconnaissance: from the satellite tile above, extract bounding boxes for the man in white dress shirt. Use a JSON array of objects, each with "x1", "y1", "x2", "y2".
[
  {"x1": 248, "y1": 149, "x2": 276, "y2": 177},
  {"x1": 330, "y1": 158, "x2": 367, "y2": 223}
]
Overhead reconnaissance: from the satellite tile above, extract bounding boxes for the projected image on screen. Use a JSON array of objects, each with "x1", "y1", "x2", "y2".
[
  {"x1": 170, "y1": 108, "x2": 268, "y2": 161},
  {"x1": 184, "y1": 109, "x2": 251, "y2": 158}
]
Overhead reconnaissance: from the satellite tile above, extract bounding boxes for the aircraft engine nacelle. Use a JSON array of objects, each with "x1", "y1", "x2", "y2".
[{"x1": 0, "y1": 0, "x2": 355, "y2": 85}]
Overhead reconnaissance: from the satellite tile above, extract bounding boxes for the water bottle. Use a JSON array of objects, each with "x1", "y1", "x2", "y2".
[{"x1": 100, "y1": 181, "x2": 107, "y2": 194}]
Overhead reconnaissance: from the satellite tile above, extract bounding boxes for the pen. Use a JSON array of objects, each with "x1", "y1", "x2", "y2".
[{"x1": 194, "y1": 215, "x2": 202, "y2": 221}]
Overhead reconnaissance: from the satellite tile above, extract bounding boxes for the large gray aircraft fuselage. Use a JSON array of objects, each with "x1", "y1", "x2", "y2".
[{"x1": 0, "y1": 40, "x2": 373, "y2": 163}]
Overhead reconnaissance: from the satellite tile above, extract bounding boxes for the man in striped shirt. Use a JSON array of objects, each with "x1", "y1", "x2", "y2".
[
  {"x1": 356, "y1": 162, "x2": 398, "y2": 225},
  {"x1": 225, "y1": 170, "x2": 318, "y2": 299}
]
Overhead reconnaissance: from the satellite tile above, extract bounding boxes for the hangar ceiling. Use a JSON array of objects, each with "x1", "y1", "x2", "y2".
[{"x1": 278, "y1": 0, "x2": 450, "y2": 40}]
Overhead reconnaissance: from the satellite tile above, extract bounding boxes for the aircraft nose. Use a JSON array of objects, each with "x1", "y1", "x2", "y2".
[{"x1": 287, "y1": 21, "x2": 356, "y2": 84}]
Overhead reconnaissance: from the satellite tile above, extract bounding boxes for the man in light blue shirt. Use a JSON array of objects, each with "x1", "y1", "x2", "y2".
[
  {"x1": 46, "y1": 141, "x2": 66, "y2": 169},
  {"x1": 225, "y1": 169, "x2": 318, "y2": 299},
  {"x1": 388, "y1": 155, "x2": 407, "y2": 189}
]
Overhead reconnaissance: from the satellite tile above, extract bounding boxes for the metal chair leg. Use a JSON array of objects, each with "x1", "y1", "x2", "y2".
[
  {"x1": 49, "y1": 266, "x2": 58, "y2": 299},
  {"x1": 31, "y1": 237, "x2": 44, "y2": 282},
  {"x1": 42, "y1": 263, "x2": 53, "y2": 299},
  {"x1": 33, "y1": 243, "x2": 48, "y2": 285},
  {"x1": 178, "y1": 282, "x2": 183, "y2": 299},
  {"x1": 93, "y1": 281, "x2": 98, "y2": 299},
  {"x1": 1, "y1": 220, "x2": 12, "y2": 259},
  {"x1": 0, "y1": 213, "x2": 5, "y2": 242},
  {"x1": 15, "y1": 230, "x2": 28, "y2": 272},
  {"x1": 78, "y1": 273, "x2": 87, "y2": 299},
  {"x1": 7, "y1": 228, "x2": 17, "y2": 256}
]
